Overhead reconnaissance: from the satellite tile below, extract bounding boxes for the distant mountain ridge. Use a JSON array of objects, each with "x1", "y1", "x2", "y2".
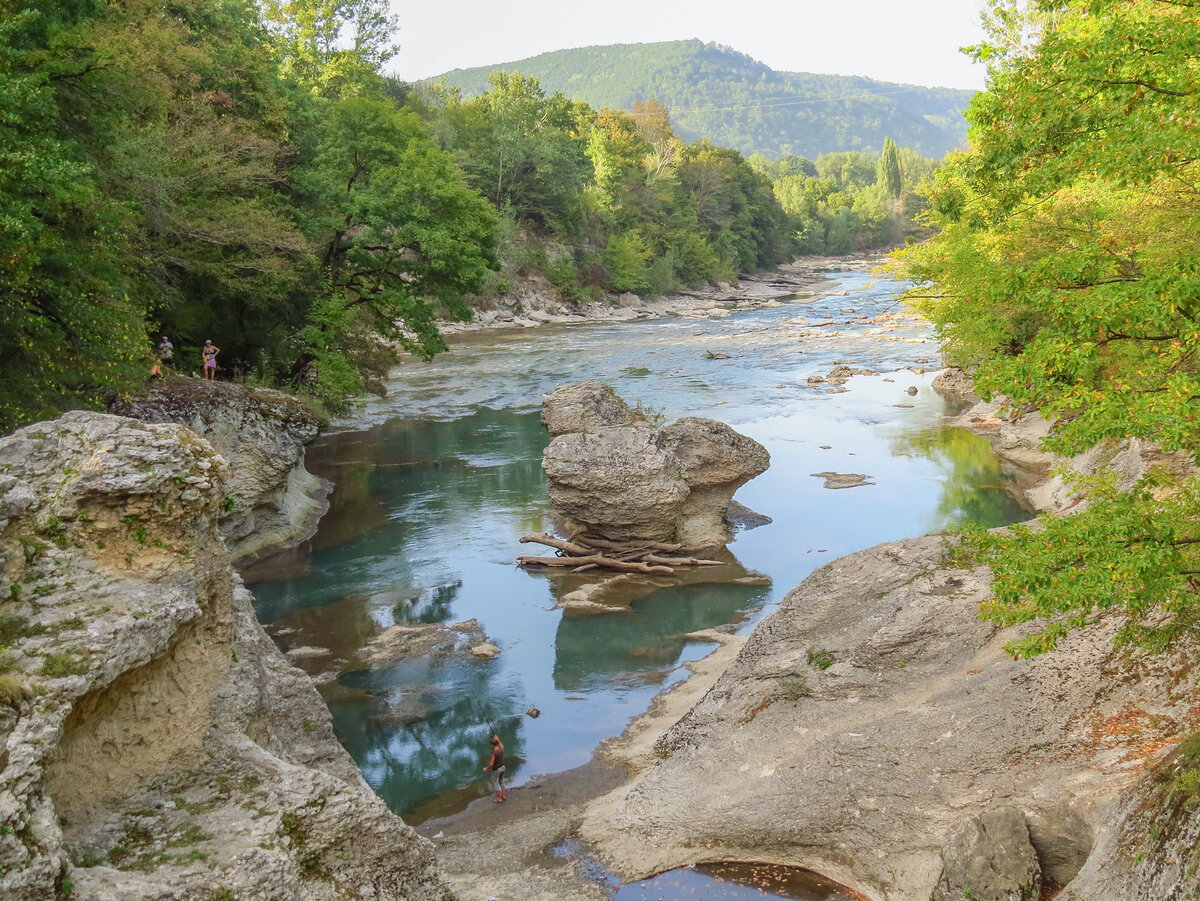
[{"x1": 426, "y1": 39, "x2": 975, "y2": 160}]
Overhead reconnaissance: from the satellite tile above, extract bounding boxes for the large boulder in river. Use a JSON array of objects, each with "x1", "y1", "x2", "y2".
[
  {"x1": 659, "y1": 418, "x2": 772, "y2": 546},
  {"x1": 541, "y1": 383, "x2": 769, "y2": 546},
  {"x1": 543, "y1": 428, "x2": 691, "y2": 542}
]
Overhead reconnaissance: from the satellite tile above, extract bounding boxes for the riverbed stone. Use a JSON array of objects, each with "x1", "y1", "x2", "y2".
[
  {"x1": 810, "y1": 471, "x2": 873, "y2": 489},
  {"x1": 932, "y1": 807, "x2": 1042, "y2": 901},
  {"x1": 931, "y1": 366, "x2": 982, "y2": 404}
]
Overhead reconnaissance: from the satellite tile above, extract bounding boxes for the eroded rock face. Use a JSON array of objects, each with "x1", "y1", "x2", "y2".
[
  {"x1": 111, "y1": 378, "x2": 330, "y2": 565},
  {"x1": 1054, "y1": 743, "x2": 1200, "y2": 901},
  {"x1": 540, "y1": 381, "x2": 634, "y2": 437},
  {"x1": 581, "y1": 534, "x2": 1200, "y2": 900},
  {"x1": 932, "y1": 807, "x2": 1042, "y2": 901},
  {"x1": 540, "y1": 383, "x2": 769, "y2": 546},
  {"x1": 0, "y1": 412, "x2": 449, "y2": 900}
]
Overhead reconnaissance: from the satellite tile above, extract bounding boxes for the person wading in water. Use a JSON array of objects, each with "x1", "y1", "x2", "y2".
[{"x1": 482, "y1": 735, "x2": 507, "y2": 803}]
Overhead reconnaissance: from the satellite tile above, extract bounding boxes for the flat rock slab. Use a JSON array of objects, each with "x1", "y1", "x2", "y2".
[
  {"x1": 810, "y1": 471, "x2": 874, "y2": 489},
  {"x1": 580, "y1": 534, "x2": 1200, "y2": 900}
]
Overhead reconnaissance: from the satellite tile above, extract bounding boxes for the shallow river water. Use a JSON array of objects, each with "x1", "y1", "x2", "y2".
[{"x1": 244, "y1": 271, "x2": 1029, "y2": 895}]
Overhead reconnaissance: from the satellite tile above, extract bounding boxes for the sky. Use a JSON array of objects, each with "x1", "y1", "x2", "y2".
[{"x1": 385, "y1": 0, "x2": 992, "y2": 90}]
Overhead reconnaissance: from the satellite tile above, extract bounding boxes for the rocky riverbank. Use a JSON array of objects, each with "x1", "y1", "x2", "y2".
[
  {"x1": 110, "y1": 379, "x2": 331, "y2": 567},
  {"x1": 0, "y1": 411, "x2": 450, "y2": 900},
  {"x1": 437, "y1": 257, "x2": 864, "y2": 337},
  {"x1": 7, "y1": 258, "x2": 1193, "y2": 900}
]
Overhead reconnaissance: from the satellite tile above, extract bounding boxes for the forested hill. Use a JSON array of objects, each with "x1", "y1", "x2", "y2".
[{"x1": 428, "y1": 40, "x2": 974, "y2": 160}]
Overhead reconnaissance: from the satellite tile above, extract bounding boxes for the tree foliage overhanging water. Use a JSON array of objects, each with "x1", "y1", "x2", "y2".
[{"x1": 891, "y1": 0, "x2": 1200, "y2": 658}]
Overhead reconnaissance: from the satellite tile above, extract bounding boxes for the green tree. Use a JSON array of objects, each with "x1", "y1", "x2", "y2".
[
  {"x1": 586, "y1": 108, "x2": 654, "y2": 217},
  {"x1": 892, "y1": 0, "x2": 1200, "y2": 656},
  {"x1": 877, "y1": 136, "x2": 902, "y2": 199},
  {"x1": 260, "y1": 0, "x2": 398, "y2": 95},
  {"x1": 0, "y1": 1, "x2": 150, "y2": 431},
  {"x1": 305, "y1": 97, "x2": 498, "y2": 395},
  {"x1": 816, "y1": 151, "x2": 876, "y2": 191},
  {"x1": 437, "y1": 72, "x2": 590, "y2": 236},
  {"x1": 602, "y1": 230, "x2": 653, "y2": 294}
]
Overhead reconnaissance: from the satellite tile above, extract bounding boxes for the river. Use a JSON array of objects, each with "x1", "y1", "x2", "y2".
[{"x1": 243, "y1": 270, "x2": 1029, "y2": 835}]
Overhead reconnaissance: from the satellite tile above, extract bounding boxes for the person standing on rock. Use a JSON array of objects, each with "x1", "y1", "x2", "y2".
[
  {"x1": 158, "y1": 336, "x2": 175, "y2": 371},
  {"x1": 483, "y1": 734, "x2": 506, "y2": 803},
  {"x1": 201, "y1": 340, "x2": 220, "y2": 381}
]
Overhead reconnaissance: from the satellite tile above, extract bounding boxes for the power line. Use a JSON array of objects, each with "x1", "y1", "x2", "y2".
[{"x1": 671, "y1": 87, "x2": 921, "y2": 116}]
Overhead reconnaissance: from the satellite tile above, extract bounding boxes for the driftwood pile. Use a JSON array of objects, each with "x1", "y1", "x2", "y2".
[{"x1": 517, "y1": 532, "x2": 723, "y2": 575}]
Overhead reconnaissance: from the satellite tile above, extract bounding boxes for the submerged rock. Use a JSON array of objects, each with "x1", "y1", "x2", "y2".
[
  {"x1": 724, "y1": 499, "x2": 773, "y2": 533},
  {"x1": 540, "y1": 382, "x2": 769, "y2": 546},
  {"x1": 810, "y1": 471, "x2": 874, "y2": 489},
  {"x1": 356, "y1": 618, "x2": 490, "y2": 667}
]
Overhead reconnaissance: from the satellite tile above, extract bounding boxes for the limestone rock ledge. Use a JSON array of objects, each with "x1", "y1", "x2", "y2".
[
  {"x1": 580, "y1": 534, "x2": 1200, "y2": 900},
  {"x1": 111, "y1": 378, "x2": 330, "y2": 566},
  {"x1": 0, "y1": 412, "x2": 449, "y2": 900}
]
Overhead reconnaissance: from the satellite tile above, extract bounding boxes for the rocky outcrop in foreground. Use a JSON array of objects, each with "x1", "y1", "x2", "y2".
[
  {"x1": 111, "y1": 378, "x2": 330, "y2": 565},
  {"x1": 581, "y1": 534, "x2": 1200, "y2": 900},
  {"x1": 0, "y1": 412, "x2": 448, "y2": 900},
  {"x1": 540, "y1": 382, "x2": 769, "y2": 547}
]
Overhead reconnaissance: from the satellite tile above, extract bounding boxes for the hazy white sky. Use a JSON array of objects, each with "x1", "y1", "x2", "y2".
[{"x1": 385, "y1": 0, "x2": 991, "y2": 89}]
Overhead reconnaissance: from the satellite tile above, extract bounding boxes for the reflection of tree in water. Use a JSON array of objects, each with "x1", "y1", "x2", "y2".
[
  {"x1": 392, "y1": 579, "x2": 462, "y2": 625},
  {"x1": 249, "y1": 408, "x2": 549, "y2": 620},
  {"x1": 553, "y1": 582, "x2": 769, "y2": 692},
  {"x1": 331, "y1": 658, "x2": 523, "y2": 815},
  {"x1": 888, "y1": 425, "x2": 1031, "y2": 528}
]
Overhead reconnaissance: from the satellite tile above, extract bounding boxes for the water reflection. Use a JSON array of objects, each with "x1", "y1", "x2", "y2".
[
  {"x1": 887, "y1": 423, "x2": 1030, "y2": 528},
  {"x1": 244, "y1": 271, "x2": 1033, "y2": 817},
  {"x1": 331, "y1": 660, "x2": 525, "y2": 815},
  {"x1": 623, "y1": 862, "x2": 863, "y2": 901},
  {"x1": 553, "y1": 583, "x2": 767, "y2": 691}
]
